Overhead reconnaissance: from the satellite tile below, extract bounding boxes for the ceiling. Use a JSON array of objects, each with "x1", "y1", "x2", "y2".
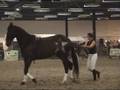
[{"x1": 0, "y1": 0, "x2": 120, "y2": 21}]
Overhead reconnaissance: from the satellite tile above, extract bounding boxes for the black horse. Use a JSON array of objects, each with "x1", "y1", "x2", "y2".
[{"x1": 6, "y1": 23, "x2": 79, "y2": 85}]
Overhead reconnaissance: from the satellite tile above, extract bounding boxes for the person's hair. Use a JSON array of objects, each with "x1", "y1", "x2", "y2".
[{"x1": 87, "y1": 33, "x2": 94, "y2": 38}]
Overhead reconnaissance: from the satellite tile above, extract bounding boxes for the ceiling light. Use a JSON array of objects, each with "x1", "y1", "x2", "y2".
[
  {"x1": 57, "y1": 12, "x2": 71, "y2": 16},
  {"x1": 22, "y1": 4, "x2": 40, "y2": 9},
  {"x1": 67, "y1": 17, "x2": 78, "y2": 20},
  {"x1": 3, "y1": 0, "x2": 19, "y2": 2},
  {"x1": 35, "y1": 17, "x2": 46, "y2": 20},
  {"x1": 16, "y1": 8, "x2": 20, "y2": 11},
  {"x1": 97, "y1": 17, "x2": 109, "y2": 20},
  {"x1": 68, "y1": 8, "x2": 83, "y2": 12},
  {"x1": 4, "y1": 11, "x2": 14, "y2": 15},
  {"x1": 0, "y1": 4, "x2": 8, "y2": 7},
  {"x1": 35, "y1": 34, "x2": 55, "y2": 38},
  {"x1": 95, "y1": 12, "x2": 104, "y2": 15},
  {"x1": 37, "y1": 0, "x2": 41, "y2": 2},
  {"x1": 44, "y1": 15, "x2": 57, "y2": 18},
  {"x1": 34, "y1": 8, "x2": 50, "y2": 12},
  {"x1": 4, "y1": 11, "x2": 22, "y2": 18},
  {"x1": 52, "y1": 0, "x2": 70, "y2": 2},
  {"x1": 1, "y1": 16, "x2": 15, "y2": 20},
  {"x1": 102, "y1": 0, "x2": 120, "y2": 2},
  {"x1": 111, "y1": 14, "x2": 120, "y2": 17},
  {"x1": 84, "y1": 4, "x2": 100, "y2": 7},
  {"x1": 78, "y1": 14, "x2": 90, "y2": 18},
  {"x1": 13, "y1": 13, "x2": 22, "y2": 18},
  {"x1": 108, "y1": 8, "x2": 120, "y2": 12}
]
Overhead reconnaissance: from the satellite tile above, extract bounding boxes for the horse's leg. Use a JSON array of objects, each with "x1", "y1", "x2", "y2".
[
  {"x1": 57, "y1": 51, "x2": 69, "y2": 83},
  {"x1": 27, "y1": 73, "x2": 37, "y2": 83},
  {"x1": 21, "y1": 60, "x2": 32, "y2": 85},
  {"x1": 60, "y1": 59, "x2": 70, "y2": 84},
  {"x1": 67, "y1": 48, "x2": 80, "y2": 81},
  {"x1": 67, "y1": 51, "x2": 74, "y2": 79},
  {"x1": 62, "y1": 60, "x2": 69, "y2": 83},
  {"x1": 68, "y1": 61, "x2": 74, "y2": 79},
  {"x1": 21, "y1": 59, "x2": 37, "y2": 85}
]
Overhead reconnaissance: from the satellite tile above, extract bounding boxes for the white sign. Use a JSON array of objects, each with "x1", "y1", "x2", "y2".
[
  {"x1": 110, "y1": 48, "x2": 120, "y2": 56},
  {"x1": 5, "y1": 50, "x2": 18, "y2": 61}
]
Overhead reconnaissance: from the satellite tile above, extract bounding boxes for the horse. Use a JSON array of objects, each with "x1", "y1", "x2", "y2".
[{"x1": 6, "y1": 23, "x2": 79, "y2": 85}]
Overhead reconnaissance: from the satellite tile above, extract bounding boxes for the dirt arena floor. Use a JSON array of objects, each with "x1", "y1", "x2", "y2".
[{"x1": 0, "y1": 56, "x2": 120, "y2": 90}]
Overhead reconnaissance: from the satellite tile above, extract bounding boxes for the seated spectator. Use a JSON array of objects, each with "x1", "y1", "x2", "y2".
[
  {"x1": 112, "y1": 40, "x2": 119, "y2": 48},
  {"x1": 0, "y1": 43, "x2": 4, "y2": 60}
]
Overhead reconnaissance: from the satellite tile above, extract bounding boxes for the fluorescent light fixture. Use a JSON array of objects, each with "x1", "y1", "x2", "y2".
[
  {"x1": 3, "y1": 0, "x2": 19, "y2": 1},
  {"x1": 4, "y1": 11, "x2": 14, "y2": 15},
  {"x1": 1, "y1": 16, "x2": 15, "y2": 20},
  {"x1": 97, "y1": 17, "x2": 109, "y2": 20},
  {"x1": 97, "y1": 18, "x2": 101, "y2": 20},
  {"x1": 4, "y1": 11, "x2": 22, "y2": 18},
  {"x1": 102, "y1": 0, "x2": 120, "y2": 2},
  {"x1": 22, "y1": 4, "x2": 40, "y2": 9},
  {"x1": 62, "y1": 0, "x2": 70, "y2": 1},
  {"x1": 68, "y1": 8, "x2": 83, "y2": 12},
  {"x1": 57, "y1": 12, "x2": 71, "y2": 16},
  {"x1": 111, "y1": 14, "x2": 120, "y2": 17},
  {"x1": 51, "y1": 0, "x2": 70, "y2": 2},
  {"x1": 78, "y1": 14, "x2": 90, "y2": 18},
  {"x1": 35, "y1": 17, "x2": 46, "y2": 20},
  {"x1": 44, "y1": 15, "x2": 57, "y2": 18},
  {"x1": 51, "y1": 0, "x2": 61, "y2": 2},
  {"x1": 108, "y1": 8, "x2": 120, "y2": 12},
  {"x1": 37, "y1": 0, "x2": 41, "y2": 2},
  {"x1": 0, "y1": 4, "x2": 8, "y2": 7},
  {"x1": 67, "y1": 17, "x2": 77, "y2": 20},
  {"x1": 84, "y1": 4, "x2": 100, "y2": 7},
  {"x1": 16, "y1": 8, "x2": 20, "y2": 11},
  {"x1": 95, "y1": 12, "x2": 104, "y2": 15},
  {"x1": 35, "y1": 34, "x2": 55, "y2": 38},
  {"x1": 34, "y1": 8, "x2": 50, "y2": 12},
  {"x1": 69, "y1": 36, "x2": 85, "y2": 42},
  {"x1": 59, "y1": 0, "x2": 70, "y2": 2},
  {"x1": 13, "y1": 12, "x2": 22, "y2": 18}
]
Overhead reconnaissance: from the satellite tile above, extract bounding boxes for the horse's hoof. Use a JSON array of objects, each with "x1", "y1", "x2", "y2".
[
  {"x1": 73, "y1": 80, "x2": 79, "y2": 83},
  {"x1": 69, "y1": 76, "x2": 74, "y2": 80},
  {"x1": 32, "y1": 78, "x2": 37, "y2": 84},
  {"x1": 61, "y1": 80, "x2": 67, "y2": 84},
  {"x1": 72, "y1": 78, "x2": 79, "y2": 83},
  {"x1": 21, "y1": 82, "x2": 26, "y2": 85}
]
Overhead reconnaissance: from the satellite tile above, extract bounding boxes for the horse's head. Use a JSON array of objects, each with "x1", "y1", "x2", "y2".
[{"x1": 6, "y1": 22, "x2": 17, "y2": 47}]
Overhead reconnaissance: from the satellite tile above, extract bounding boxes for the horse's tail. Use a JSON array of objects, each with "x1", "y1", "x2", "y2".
[{"x1": 71, "y1": 47, "x2": 79, "y2": 79}]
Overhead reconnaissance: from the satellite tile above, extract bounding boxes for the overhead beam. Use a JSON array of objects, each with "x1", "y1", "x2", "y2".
[
  {"x1": 65, "y1": 17, "x2": 68, "y2": 37},
  {"x1": 92, "y1": 12, "x2": 96, "y2": 40}
]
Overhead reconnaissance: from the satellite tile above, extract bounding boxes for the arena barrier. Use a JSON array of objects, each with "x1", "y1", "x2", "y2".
[{"x1": 110, "y1": 48, "x2": 120, "y2": 57}]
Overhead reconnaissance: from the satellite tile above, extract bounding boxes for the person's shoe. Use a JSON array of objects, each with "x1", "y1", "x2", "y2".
[
  {"x1": 96, "y1": 70, "x2": 100, "y2": 79},
  {"x1": 92, "y1": 70, "x2": 96, "y2": 81},
  {"x1": 32, "y1": 78, "x2": 37, "y2": 84}
]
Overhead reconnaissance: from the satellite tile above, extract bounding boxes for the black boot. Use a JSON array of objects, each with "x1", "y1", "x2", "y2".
[
  {"x1": 95, "y1": 70, "x2": 100, "y2": 79},
  {"x1": 92, "y1": 70, "x2": 96, "y2": 81}
]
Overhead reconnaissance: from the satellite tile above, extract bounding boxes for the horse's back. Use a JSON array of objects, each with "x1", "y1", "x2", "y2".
[
  {"x1": 23, "y1": 34, "x2": 71, "y2": 60},
  {"x1": 34, "y1": 37, "x2": 57, "y2": 59}
]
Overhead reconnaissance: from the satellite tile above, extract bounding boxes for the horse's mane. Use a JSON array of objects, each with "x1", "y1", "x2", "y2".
[
  {"x1": 11, "y1": 25, "x2": 36, "y2": 48},
  {"x1": 13, "y1": 25, "x2": 31, "y2": 36}
]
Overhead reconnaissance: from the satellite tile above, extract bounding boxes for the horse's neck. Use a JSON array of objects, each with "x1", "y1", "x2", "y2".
[{"x1": 16, "y1": 31, "x2": 35, "y2": 48}]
